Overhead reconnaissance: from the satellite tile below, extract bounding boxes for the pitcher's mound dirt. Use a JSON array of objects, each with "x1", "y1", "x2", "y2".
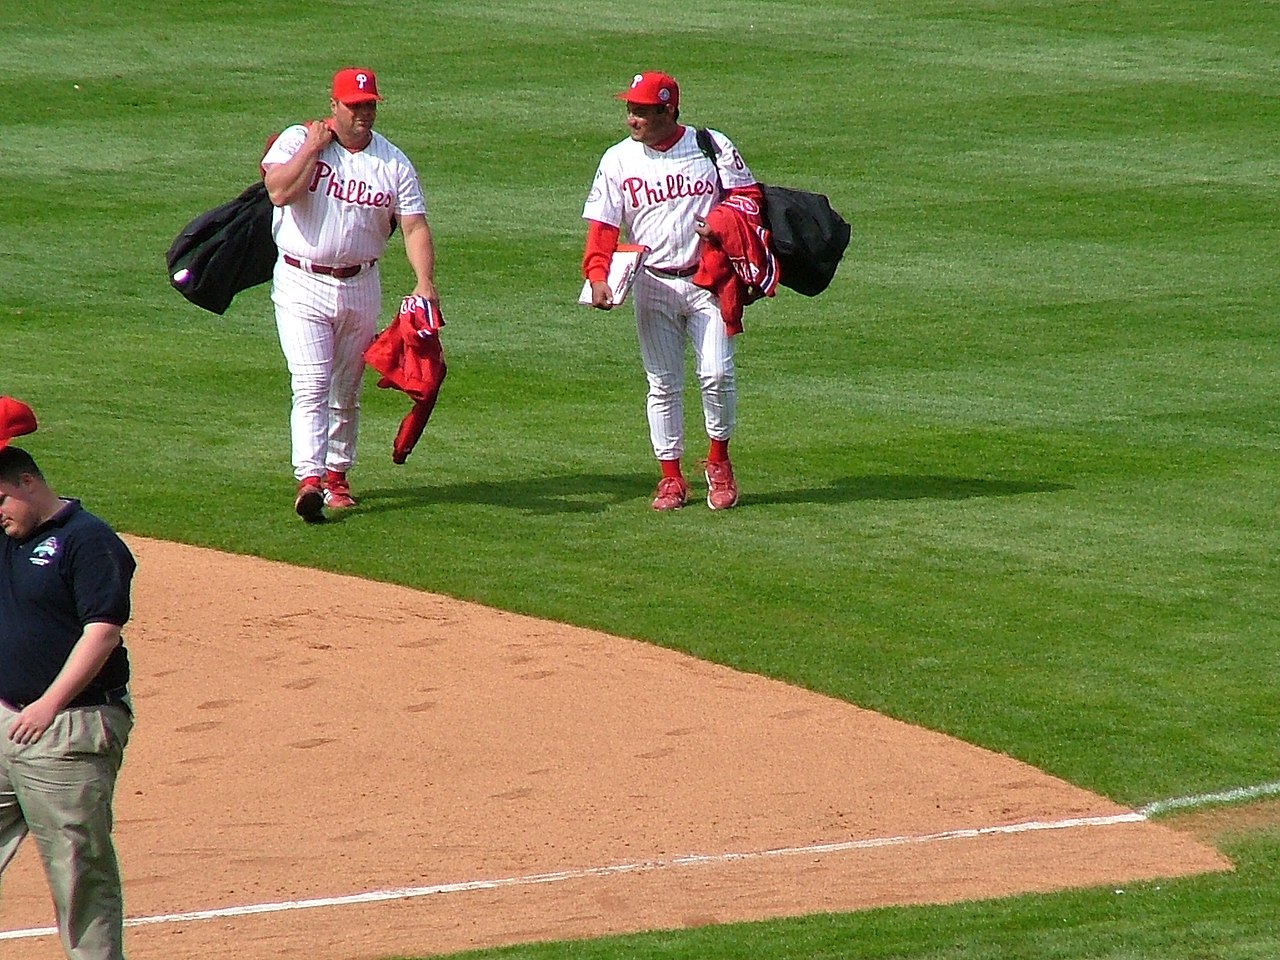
[{"x1": 1, "y1": 537, "x2": 1229, "y2": 960}]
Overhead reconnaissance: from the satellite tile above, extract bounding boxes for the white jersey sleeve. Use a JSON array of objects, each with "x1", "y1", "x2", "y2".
[
  {"x1": 581, "y1": 153, "x2": 626, "y2": 228},
  {"x1": 702, "y1": 128, "x2": 757, "y2": 191},
  {"x1": 262, "y1": 124, "x2": 309, "y2": 167},
  {"x1": 392, "y1": 151, "x2": 427, "y2": 218}
]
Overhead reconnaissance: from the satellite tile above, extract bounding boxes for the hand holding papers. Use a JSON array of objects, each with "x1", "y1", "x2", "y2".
[{"x1": 579, "y1": 244, "x2": 648, "y2": 306}]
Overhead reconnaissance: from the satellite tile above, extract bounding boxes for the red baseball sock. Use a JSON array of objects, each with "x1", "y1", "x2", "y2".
[
  {"x1": 707, "y1": 438, "x2": 730, "y2": 463},
  {"x1": 659, "y1": 458, "x2": 683, "y2": 480}
]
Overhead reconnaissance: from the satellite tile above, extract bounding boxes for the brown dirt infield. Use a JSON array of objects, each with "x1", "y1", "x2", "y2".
[{"x1": 0, "y1": 536, "x2": 1230, "y2": 959}]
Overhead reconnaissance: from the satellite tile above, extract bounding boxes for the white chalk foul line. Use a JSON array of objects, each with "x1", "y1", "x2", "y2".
[
  {"x1": 1140, "y1": 779, "x2": 1280, "y2": 817},
  {"x1": 9, "y1": 776, "x2": 1278, "y2": 944},
  {"x1": 0, "y1": 810, "x2": 1144, "y2": 942}
]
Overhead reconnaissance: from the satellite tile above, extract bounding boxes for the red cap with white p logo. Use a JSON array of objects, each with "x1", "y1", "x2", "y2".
[{"x1": 332, "y1": 67, "x2": 383, "y2": 104}]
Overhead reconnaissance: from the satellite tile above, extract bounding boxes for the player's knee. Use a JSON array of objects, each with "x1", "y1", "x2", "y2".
[
  {"x1": 698, "y1": 367, "x2": 735, "y2": 394},
  {"x1": 646, "y1": 373, "x2": 681, "y2": 399},
  {"x1": 290, "y1": 377, "x2": 330, "y2": 406}
]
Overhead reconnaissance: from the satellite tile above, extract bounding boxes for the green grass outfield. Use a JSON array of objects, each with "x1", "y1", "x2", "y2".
[{"x1": 4, "y1": 0, "x2": 1279, "y2": 956}]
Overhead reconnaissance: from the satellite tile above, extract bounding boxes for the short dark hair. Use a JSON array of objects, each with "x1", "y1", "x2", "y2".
[{"x1": 0, "y1": 445, "x2": 42, "y2": 485}]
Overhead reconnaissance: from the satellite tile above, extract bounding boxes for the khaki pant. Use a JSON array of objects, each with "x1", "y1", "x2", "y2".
[{"x1": 0, "y1": 701, "x2": 133, "y2": 960}]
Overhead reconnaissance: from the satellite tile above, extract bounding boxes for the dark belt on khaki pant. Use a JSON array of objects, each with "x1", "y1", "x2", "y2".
[
  {"x1": 283, "y1": 254, "x2": 377, "y2": 279},
  {"x1": 1, "y1": 686, "x2": 130, "y2": 713}
]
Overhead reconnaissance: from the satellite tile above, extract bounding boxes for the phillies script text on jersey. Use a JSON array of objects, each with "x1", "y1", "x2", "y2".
[
  {"x1": 308, "y1": 161, "x2": 394, "y2": 208},
  {"x1": 621, "y1": 173, "x2": 717, "y2": 207}
]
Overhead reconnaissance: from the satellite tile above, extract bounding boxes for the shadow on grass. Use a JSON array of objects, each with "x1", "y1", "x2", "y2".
[
  {"x1": 350, "y1": 472, "x2": 1071, "y2": 516},
  {"x1": 749, "y1": 474, "x2": 1073, "y2": 506},
  {"x1": 357, "y1": 472, "x2": 645, "y2": 516}
]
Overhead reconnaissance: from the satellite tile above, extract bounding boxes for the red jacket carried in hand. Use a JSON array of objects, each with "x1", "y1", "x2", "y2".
[
  {"x1": 363, "y1": 297, "x2": 447, "y2": 464},
  {"x1": 692, "y1": 190, "x2": 780, "y2": 336}
]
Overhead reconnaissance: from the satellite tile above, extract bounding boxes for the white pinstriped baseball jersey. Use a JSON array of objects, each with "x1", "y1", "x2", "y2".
[
  {"x1": 263, "y1": 127, "x2": 427, "y2": 267},
  {"x1": 581, "y1": 127, "x2": 755, "y2": 270}
]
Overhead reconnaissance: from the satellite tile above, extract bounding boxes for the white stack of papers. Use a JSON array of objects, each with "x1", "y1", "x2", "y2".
[{"x1": 579, "y1": 245, "x2": 649, "y2": 306}]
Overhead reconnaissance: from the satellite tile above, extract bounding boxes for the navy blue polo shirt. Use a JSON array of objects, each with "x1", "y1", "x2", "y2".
[{"x1": 0, "y1": 499, "x2": 135, "y2": 707}]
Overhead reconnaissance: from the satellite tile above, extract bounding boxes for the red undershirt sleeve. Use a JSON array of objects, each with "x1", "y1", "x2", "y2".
[{"x1": 583, "y1": 220, "x2": 621, "y2": 282}]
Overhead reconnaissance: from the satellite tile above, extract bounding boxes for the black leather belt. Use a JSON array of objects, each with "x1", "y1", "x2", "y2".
[
  {"x1": 68, "y1": 687, "x2": 130, "y2": 710},
  {"x1": 646, "y1": 264, "x2": 697, "y2": 279},
  {"x1": 1, "y1": 687, "x2": 130, "y2": 713},
  {"x1": 283, "y1": 254, "x2": 376, "y2": 279}
]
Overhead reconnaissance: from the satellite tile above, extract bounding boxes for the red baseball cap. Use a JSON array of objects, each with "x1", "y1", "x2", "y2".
[
  {"x1": 0, "y1": 396, "x2": 37, "y2": 452},
  {"x1": 615, "y1": 71, "x2": 679, "y2": 109},
  {"x1": 332, "y1": 67, "x2": 382, "y2": 104}
]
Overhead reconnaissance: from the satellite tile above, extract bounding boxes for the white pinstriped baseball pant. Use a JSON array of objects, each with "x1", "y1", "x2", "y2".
[
  {"x1": 631, "y1": 271, "x2": 736, "y2": 461},
  {"x1": 271, "y1": 260, "x2": 381, "y2": 481}
]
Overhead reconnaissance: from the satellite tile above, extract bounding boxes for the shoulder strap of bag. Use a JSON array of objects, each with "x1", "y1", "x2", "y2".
[
  {"x1": 694, "y1": 127, "x2": 718, "y2": 161},
  {"x1": 694, "y1": 128, "x2": 723, "y2": 189}
]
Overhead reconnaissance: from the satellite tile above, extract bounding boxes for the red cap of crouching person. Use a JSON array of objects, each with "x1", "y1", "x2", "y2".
[
  {"x1": 0, "y1": 397, "x2": 38, "y2": 452},
  {"x1": 331, "y1": 67, "x2": 383, "y2": 104},
  {"x1": 615, "y1": 71, "x2": 679, "y2": 109}
]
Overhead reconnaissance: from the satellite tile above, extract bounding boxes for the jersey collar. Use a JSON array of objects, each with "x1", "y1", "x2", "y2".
[{"x1": 651, "y1": 124, "x2": 686, "y2": 153}]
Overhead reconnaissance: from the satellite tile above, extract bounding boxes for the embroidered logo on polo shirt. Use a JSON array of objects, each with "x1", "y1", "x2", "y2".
[{"x1": 29, "y1": 536, "x2": 59, "y2": 566}]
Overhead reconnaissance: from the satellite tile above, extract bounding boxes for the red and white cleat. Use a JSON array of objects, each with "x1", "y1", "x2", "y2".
[
  {"x1": 703, "y1": 459, "x2": 739, "y2": 510},
  {"x1": 323, "y1": 470, "x2": 357, "y2": 510},
  {"x1": 651, "y1": 476, "x2": 689, "y2": 511}
]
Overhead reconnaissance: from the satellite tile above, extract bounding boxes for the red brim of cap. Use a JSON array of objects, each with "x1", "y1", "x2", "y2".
[{"x1": 0, "y1": 396, "x2": 38, "y2": 449}]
